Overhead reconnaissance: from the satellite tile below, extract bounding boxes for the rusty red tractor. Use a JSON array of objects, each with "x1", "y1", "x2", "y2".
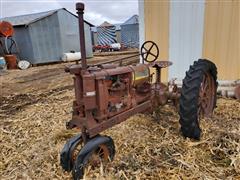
[{"x1": 60, "y1": 3, "x2": 218, "y2": 179}]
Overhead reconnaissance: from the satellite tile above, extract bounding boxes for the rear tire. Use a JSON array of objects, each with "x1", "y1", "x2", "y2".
[{"x1": 179, "y1": 59, "x2": 217, "y2": 140}]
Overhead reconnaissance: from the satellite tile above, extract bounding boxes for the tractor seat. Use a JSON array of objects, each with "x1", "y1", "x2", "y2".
[{"x1": 150, "y1": 61, "x2": 172, "y2": 68}]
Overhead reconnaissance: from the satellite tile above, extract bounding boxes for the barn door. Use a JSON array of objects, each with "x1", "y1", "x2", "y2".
[{"x1": 169, "y1": 0, "x2": 205, "y2": 80}]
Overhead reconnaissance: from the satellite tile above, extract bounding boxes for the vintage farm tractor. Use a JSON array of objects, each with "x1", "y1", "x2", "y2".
[{"x1": 60, "y1": 3, "x2": 218, "y2": 179}]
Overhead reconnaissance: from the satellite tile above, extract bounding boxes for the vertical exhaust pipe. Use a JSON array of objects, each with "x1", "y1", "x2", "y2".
[{"x1": 76, "y1": 3, "x2": 87, "y2": 70}]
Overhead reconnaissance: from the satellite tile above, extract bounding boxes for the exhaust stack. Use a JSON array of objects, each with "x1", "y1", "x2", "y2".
[{"x1": 76, "y1": 3, "x2": 87, "y2": 70}]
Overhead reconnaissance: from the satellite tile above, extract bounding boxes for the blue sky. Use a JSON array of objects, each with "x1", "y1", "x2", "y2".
[{"x1": 0, "y1": 0, "x2": 139, "y2": 26}]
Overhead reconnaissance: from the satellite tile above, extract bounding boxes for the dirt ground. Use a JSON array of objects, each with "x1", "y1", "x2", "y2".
[{"x1": 0, "y1": 53, "x2": 240, "y2": 179}]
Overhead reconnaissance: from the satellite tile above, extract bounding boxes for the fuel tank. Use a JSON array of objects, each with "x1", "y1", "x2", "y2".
[{"x1": 130, "y1": 64, "x2": 150, "y2": 86}]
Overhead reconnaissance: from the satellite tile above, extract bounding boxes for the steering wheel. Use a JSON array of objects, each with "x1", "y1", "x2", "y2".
[{"x1": 140, "y1": 41, "x2": 159, "y2": 63}]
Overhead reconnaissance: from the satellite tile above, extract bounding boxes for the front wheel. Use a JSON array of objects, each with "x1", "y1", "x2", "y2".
[
  {"x1": 179, "y1": 59, "x2": 218, "y2": 140},
  {"x1": 72, "y1": 135, "x2": 115, "y2": 180}
]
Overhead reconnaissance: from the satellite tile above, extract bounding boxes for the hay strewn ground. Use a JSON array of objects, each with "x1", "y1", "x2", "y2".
[{"x1": 1, "y1": 61, "x2": 240, "y2": 179}]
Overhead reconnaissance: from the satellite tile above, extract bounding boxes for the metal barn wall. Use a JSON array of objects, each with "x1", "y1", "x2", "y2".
[
  {"x1": 91, "y1": 31, "x2": 94, "y2": 45},
  {"x1": 57, "y1": 9, "x2": 93, "y2": 58},
  {"x1": 116, "y1": 30, "x2": 121, "y2": 43},
  {"x1": 169, "y1": 0, "x2": 205, "y2": 80},
  {"x1": 28, "y1": 12, "x2": 62, "y2": 64},
  {"x1": 121, "y1": 24, "x2": 139, "y2": 48},
  {"x1": 144, "y1": 0, "x2": 169, "y2": 82},
  {"x1": 93, "y1": 32, "x2": 98, "y2": 45},
  {"x1": 203, "y1": 0, "x2": 240, "y2": 80},
  {"x1": 11, "y1": 26, "x2": 34, "y2": 61},
  {"x1": 97, "y1": 26, "x2": 117, "y2": 45}
]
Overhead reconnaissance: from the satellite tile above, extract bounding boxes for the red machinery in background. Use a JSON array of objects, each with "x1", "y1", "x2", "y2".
[
  {"x1": 93, "y1": 44, "x2": 111, "y2": 52},
  {"x1": 0, "y1": 21, "x2": 19, "y2": 69},
  {"x1": 0, "y1": 21, "x2": 14, "y2": 37},
  {"x1": 0, "y1": 21, "x2": 19, "y2": 55},
  {"x1": 93, "y1": 43, "x2": 122, "y2": 52}
]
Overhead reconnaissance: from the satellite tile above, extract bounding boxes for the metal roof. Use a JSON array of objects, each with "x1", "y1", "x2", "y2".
[
  {"x1": 99, "y1": 21, "x2": 114, "y2": 27},
  {"x1": 0, "y1": 8, "x2": 94, "y2": 27},
  {"x1": 90, "y1": 15, "x2": 139, "y2": 33},
  {"x1": 114, "y1": 24, "x2": 121, "y2": 31},
  {"x1": 1, "y1": 10, "x2": 56, "y2": 26},
  {"x1": 122, "y1": 15, "x2": 139, "y2": 25},
  {"x1": 91, "y1": 23, "x2": 121, "y2": 33}
]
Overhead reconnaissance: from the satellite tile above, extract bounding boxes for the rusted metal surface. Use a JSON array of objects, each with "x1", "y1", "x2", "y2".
[
  {"x1": 0, "y1": 21, "x2": 14, "y2": 37},
  {"x1": 151, "y1": 61, "x2": 173, "y2": 69},
  {"x1": 198, "y1": 72, "x2": 216, "y2": 117},
  {"x1": 66, "y1": 56, "x2": 181, "y2": 138},
  {"x1": 4, "y1": 54, "x2": 17, "y2": 69},
  {"x1": 0, "y1": 21, "x2": 19, "y2": 57},
  {"x1": 59, "y1": 3, "x2": 220, "y2": 179},
  {"x1": 88, "y1": 100, "x2": 152, "y2": 137},
  {"x1": 71, "y1": 135, "x2": 115, "y2": 179},
  {"x1": 65, "y1": 1, "x2": 182, "y2": 143},
  {"x1": 76, "y1": 3, "x2": 87, "y2": 69},
  {"x1": 234, "y1": 85, "x2": 240, "y2": 100},
  {"x1": 60, "y1": 2, "x2": 216, "y2": 179},
  {"x1": 88, "y1": 144, "x2": 110, "y2": 166}
]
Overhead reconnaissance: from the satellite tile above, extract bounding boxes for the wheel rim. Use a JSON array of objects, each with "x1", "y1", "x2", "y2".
[
  {"x1": 72, "y1": 138, "x2": 114, "y2": 179},
  {"x1": 71, "y1": 142, "x2": 83, "y2": 164},
  {"x1": 198, "y1": 72, "x2": 216, "y2": 118},
  {"x1": 71, "y1": 142, "x2": 110, "y2": 166},
  {"x1": 88, "y1": 144, "x2": 110, "y2": 167}
]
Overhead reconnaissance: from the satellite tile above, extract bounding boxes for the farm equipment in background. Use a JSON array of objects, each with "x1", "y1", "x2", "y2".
[
  {"x1": 0, "y1": 21, "x2": 19, "y2": 55},
  {"x1": 60, "y1": 3, "x2": 218, "y2": 179},
  {"x1": 93, "y1": 44, "x2": 111, "y2": 52},
  {"x1": 0, "y1": 21, "x2": 20, "y2": 69},
  {"x1": 93, "y1": 43, "x2": 122, "y2": 52}
]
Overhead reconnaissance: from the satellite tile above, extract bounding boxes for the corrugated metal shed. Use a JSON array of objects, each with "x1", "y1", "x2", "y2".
[
  {"x1": 123, "y1": 15, "x2": 139, "y2": 25},
  {"x1": 91, "y1": 24, "x2": 121, "y2": 33},
  {"x1": 91, "y1": 23, "x2": 121, "y2": 45},
  {"x1": 1, "y1": 10, "x2": 57, "y2": 26},
  {"x1": 121, "y1": 15, "x2": 139, "y2": 48},
  {"x1": 96, "y1": 21, "x2": 117, "y2": 45},
  {"x1": 1, "y1": 8, "x2": 93, "y2": 64},
  {"x1": 114, "y1": 24, "x2": 121, "y2": 31}
]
